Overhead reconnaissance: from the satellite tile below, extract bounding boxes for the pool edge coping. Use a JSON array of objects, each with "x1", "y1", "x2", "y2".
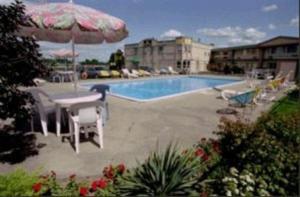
[{"x1": 80, "y1": 75, "x2": 245, "y2": 102}]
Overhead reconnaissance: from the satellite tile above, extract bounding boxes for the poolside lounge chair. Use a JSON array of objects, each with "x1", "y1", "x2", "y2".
[
  {"x1": 160, "y1": 68, "x2": 168, "y2": 75},
  {"x1": 27, "y1": 88, "x2": 55, "y2": 136},
  {"x1": 227, "y1": 90, "x2": 257, "y2": 107},
  {"x1": 68, "y1": 101, "x2": 103, "y2": 154},
  {"x1": 90, "y1": 84, "x2": 110, "y2": 126},
  {"x1": 110, "y1": 70, "x2": 121, "y2": 78},
  {"x1": 152, "y1": 69, "x2": 160, "y2": 76},
  {"x1": 122, "y1": 68, "x2": 138, "y2": 78},
  {"x1": 138, "y1": 69, "x2": 151, "y2": 77},
  {"x1": 132, "y1": 69, "x2": 143, "y2": 77},
  {"x1": 98, "y1": 70, "x2": 110, "y2": 78},
  {"x1": 168, "y1": 66, "x2": 179, "y2": 74}
]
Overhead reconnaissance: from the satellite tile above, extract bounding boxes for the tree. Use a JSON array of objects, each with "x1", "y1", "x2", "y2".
[
  {"x1": 0, "y1": 1, "x2": 46, "y2": 127},
  {"x1": 80, "y1": 58, "x2": 105, "y2": 65},
  {"x1": 108, "y1": 49, "x2": 125, "y2": 70}
]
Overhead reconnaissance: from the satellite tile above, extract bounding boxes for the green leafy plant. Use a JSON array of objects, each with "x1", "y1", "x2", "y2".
[
  {"x1": 117, "y1": 144, "x2": 204, "y2": 196},
  {"x1": 0, "y1": 168, "x2": 40, "y2": 196},
  {"x1": 0, "y1": 0, "x2": 47, "y2": 127},
  {"x1": 211, "y1": 111, "x2": 300, "y2": 196}
]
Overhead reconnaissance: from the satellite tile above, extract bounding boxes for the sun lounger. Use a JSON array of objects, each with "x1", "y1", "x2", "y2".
[
  {"x1": 132, "y1": 69, "x2": 143, "y2": 77},
  {"x1": 99, "y1": 70, "x2": 110, "y2": 78},
  {"x1": 110, "y1": 70, "x2": 121, "y2": 78},
  {"x1": 168, "y1": 66, "x2": 179, "y2": 74},
  {"x1": 228, "y1": 90, "x2": 257, "y2": 107},
  {"x1": 122, "y1": 68, "x2": 138, "y2": 78}
]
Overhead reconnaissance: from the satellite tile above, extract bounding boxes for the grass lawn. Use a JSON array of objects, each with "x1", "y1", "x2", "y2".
[{"x1": 270, "y1": 89, "x2": 300, "y2": 115}]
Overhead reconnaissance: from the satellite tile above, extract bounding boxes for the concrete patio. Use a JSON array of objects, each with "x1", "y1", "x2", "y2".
[{"x1": 0, "y1": 76, "x2": 277, "y2": 179}]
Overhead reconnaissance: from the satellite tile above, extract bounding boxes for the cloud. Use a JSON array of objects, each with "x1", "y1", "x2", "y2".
[
  {"x1": 290, "y1": 16, "x2": 299, "y2": 27},
  {"x1": 198, "y1": 26, "x2": 266, "y2": 45},
  {"x1": 262, "y1": 4, "x2": 278, "y2": 12},
  {"x1": 160, "y1": 29, "x2": 183, "y2": 38},
  {"x1": 268, "y1": 24, "x2": 276, "y2": 30}
]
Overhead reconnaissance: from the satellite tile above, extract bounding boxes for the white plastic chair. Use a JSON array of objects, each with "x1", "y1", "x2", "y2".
[
  {"x1": 67, "y1": 101, "x2": 103, "y2": 154},
  {"x1": 27, "y1": 88, "x2": 54, "y2": 136}
]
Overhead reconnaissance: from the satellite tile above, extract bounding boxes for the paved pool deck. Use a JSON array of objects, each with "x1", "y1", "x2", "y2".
[{"x1": 0, "y1": 75, "x2": 280, "y2": 179}]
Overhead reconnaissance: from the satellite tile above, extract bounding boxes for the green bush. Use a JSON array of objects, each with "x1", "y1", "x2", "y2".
[
  {"x1": 209, "y1": 111, "x2": 300, "y2": 196},
  {"x1": 0, "y1": 168, "x2": 39, "y2": 196}
]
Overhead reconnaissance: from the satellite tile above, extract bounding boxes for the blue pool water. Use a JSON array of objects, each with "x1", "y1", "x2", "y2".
[{"x1": 82, "y1": 76, "x2": 241, "y2": 101}]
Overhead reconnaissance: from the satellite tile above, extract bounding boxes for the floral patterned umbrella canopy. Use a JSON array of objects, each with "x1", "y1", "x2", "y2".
[
  {"x1": 20, "y1": 1, "x2": 128, "y2": 44},
  {"x1": 19, "y1": 0, "x2": 128, "y2": 91}
]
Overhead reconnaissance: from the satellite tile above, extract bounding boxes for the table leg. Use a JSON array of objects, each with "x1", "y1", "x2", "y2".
[{"x1": 56, "y1": 104, "x2": 61, "y2": 137}]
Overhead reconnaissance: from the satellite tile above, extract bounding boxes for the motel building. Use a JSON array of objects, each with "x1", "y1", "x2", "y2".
[
  {"x1": 210, "y1": 36, "x2": 300, "y2": 80},
  {"x1": 124, "y1": 37, "x2": 213, "y2": 73}
]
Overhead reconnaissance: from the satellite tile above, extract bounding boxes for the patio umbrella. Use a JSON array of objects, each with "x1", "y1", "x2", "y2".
[
  {"x1": 50, "y1": 49, "x2": 79, "y2": 59},
  {"x1": 18, "y1": 0, "x2": 128, "y2": 91},
  {"x1": 50, "y1": 49, "x2": 79, "y2": 70}
]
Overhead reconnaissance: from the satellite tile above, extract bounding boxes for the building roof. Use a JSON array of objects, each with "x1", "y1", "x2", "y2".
[
  {"x1": 212, "y1": 44, "x2": 257, "y2": 51},
  {"x1": 257, "y1": 36, "x2": 299, "y2": 47},
  {"x1": 212, "y1": 35, "x2": 299, "y2": 52}
]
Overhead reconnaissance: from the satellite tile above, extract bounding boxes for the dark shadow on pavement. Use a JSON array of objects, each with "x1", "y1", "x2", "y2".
[{"x1": 0, "y1": 125, "x2": 45, "y2": 164}]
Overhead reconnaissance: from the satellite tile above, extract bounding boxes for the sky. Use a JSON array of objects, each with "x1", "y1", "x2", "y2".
[{"x1": 0, "y1": 0, "x2": 299, "y2": 61}]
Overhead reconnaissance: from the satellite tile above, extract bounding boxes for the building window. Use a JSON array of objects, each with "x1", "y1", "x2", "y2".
[
  {"x1": 270, "y1": 48, "x2": 276, "y2": 54},
  {"x1": 159, "y1": 46, "x2": 164, "y2": 53},
  {"x1": 287, "y1": 45, "x2": 297, "y2": 53},
  {"x1": 133, "y1": 48, "x2": 138, "y2": 55},
  {"x1": 177, "y1": 61, "x2": 181, "y2": 68}
]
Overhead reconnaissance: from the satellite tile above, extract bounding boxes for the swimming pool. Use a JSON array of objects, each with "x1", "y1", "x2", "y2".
[{"x1": 82, "y1": 76, "x2": 242, "y2": 102}]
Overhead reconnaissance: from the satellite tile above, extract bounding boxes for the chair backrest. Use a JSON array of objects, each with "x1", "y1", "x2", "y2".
[
  {"x1": 69, "y1": 101, "x2": 101, "y2": 124},
  {"x1": 90, "y1": 84, "x2": 110, "y2": 102},
  {"x1": 27, "y1": 88, "x2": 50, "y2": 113}
]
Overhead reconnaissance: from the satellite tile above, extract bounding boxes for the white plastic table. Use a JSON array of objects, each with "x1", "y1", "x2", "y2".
[{"x1": 50, "y1": 91, "x2": 102, "y2": 136}]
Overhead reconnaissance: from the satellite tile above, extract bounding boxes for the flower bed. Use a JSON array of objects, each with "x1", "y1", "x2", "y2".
[{"x1": 0, "y1": 103, "x2": 299, "y2": 196}]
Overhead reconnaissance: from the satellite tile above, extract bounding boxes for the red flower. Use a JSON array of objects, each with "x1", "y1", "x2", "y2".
[
  {"x1": 212, "y1": 141, "x2": 220, "y2": 153},
  {"x1": 32, "y1": 182, "x2": 42, "y2": 193},
  {"x1": 98, "y1": 178, "x2": 107, "y2": 189},
  {"x1": 118, "y1": 164, "x2": 125, "y2": 174},
  {"x1": 91, "y1": 180, "x2": 98, "y2": 191},
  {"x1": 79, "y1": 187, "x2": 88, "y2": 196},
  {"x1": 202, "y1": 153, "x2": 209, "y2": 161},
  {"x1": 195, "y1": 148, "x2": 205, "y2": 157},
  {"x1": 69, "y1": 174, "x2": 76, "y2": 180},
  {"x1": 103, "y1": 165, "x2": 114, "y2": 179}
]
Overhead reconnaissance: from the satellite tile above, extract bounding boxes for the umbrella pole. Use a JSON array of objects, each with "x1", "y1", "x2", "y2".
[{"x1": 72, "y1": 35, "x2": 77, "y2": 92}]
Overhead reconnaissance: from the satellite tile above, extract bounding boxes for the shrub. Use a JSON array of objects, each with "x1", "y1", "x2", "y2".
[
  {"x1": 117, "y1": 144, "x2": 205, "y2": 196},
  {"x1": 0, "y1": 0, "x2": 46, "y2": 126},
  {"x1": 210, "y1": 111, "x2": 300, "y2": 196},
  {"x1": 0, "y1": 168, "x2": 40, "y2": 196}
]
